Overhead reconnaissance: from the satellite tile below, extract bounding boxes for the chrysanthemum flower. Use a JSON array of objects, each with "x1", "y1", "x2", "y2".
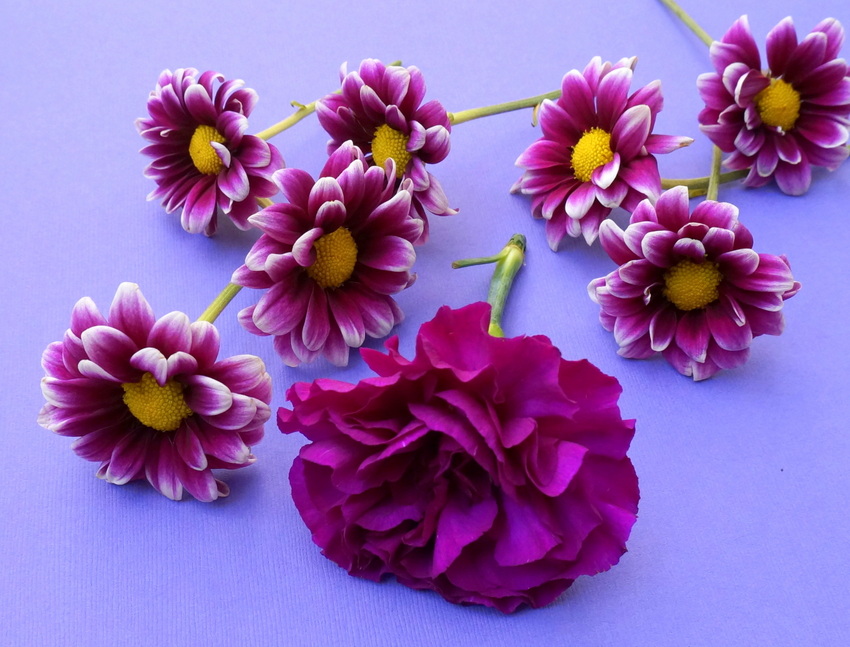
[
  {"x1": 137, "y1": 68, "x2": 285, "y2": 235},
  {"x1": 233, "y1": 142, "x2": 421, "y2": 366},
  {"x1": 588, "y1": 186, "x2": 800, "y2": 380},
  {"x1": 316, "y1": 59, "x2": 455, "y2": 243},
  {"x1": 38, "y1": 283, "x2": 272, "y2": 501},
  {"x1": 280, "y1": 302, "x2": 639, "y2": 613},
  {"x1": 512, "y1": 56, "x2": 693, "y2": 250},
  {"x1": 697, "y1": 16, "x2": 850, "y2": 195}
]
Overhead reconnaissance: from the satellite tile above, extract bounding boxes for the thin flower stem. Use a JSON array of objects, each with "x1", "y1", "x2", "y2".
[
  {"x1": 448, "y1": 90, "x2": 561, "y2": 126},
  {"x1": 661, "y1": 169, "x2": 748, "y2": 197},
  {"x1": 197, "y1": 282, "x2": 242, "y2": 324},
  {"x1": 256, "y1": 197, "x2": 274, "y2": 208},
  {"x1": 253, "y1": 60, "x2": 403, "y2": 140},
  {"x1": 706, "y1": 145, "x2": 723, "y2": 201},
  {"x1": 253, "y1": 100, "x2": 324, "y2": 140},
  {"x1": 657, "y1": 0, "x2": 714, "y2": 47},
  {"x1": 453, "y1": 234, "x2": 526, "y2": 337}
]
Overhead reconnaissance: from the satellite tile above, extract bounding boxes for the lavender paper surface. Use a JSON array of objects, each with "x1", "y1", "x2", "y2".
[{"x1": 1, "y1": 1, "x2": 848, "y2": 644}]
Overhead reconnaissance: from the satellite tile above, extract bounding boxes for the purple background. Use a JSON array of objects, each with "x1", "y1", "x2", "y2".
[{"x1": 2, "y1": 1, "x2": 849, "y2": 644}]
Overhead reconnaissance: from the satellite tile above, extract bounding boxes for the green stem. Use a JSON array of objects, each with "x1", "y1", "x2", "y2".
[
  {"x1": 254, "y1": 100, "x2": 323, "y2": 140},
  {"x1": 197, "y1": 283, "x2": 242, "y2": 324},
  {"x1": 448, "y1": 90, "x2": 561, "y2": 126},
  {"x1": 254, "y1": 60, "x2": 403, "y2": 141},
  {"x1": 706, "y1": 146, "x2": 723, "y2": 201},
  {"x1": 657, "y1": 0, "x2": 714, "y2": 46},
  {"x1": 453, "y1": 234, "x2": 526, "y2": 337},
  {"x1": 661, "y1": 169, "x2": 747, "y2": 197}
]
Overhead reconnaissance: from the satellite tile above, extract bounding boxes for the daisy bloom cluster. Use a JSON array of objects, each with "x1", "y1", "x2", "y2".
[
  {"x1": 513, "y1": 56, "x2": 693, "y2": 249},
  {"x1": 137, "y1": 68, "x2": 284, "y2": 235},
  {"x1": 280, "y1": 303, "x2": 639, "y2": 613},
  {"x1": 698, "y1": 16, "x2": 850, "y2": 195},
  {"x1": 316, "y1": 59, "x2": 455, "y2": 243},
  {"x1": 588, "y1": 186, "x2": 800, "y2": 380},
  {"x1": 38, "y1": 283, "x2": 272, "y2": 501},
  {"x1": 233, "y1": 142, "x2": 421, "y2": 366}
]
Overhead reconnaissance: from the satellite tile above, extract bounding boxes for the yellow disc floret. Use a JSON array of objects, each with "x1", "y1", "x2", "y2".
[
  {"x1": 371, "y1": 124, "x2": 412, "y2": 177},
  {"x1": 663, "y1": 259, "x2": 724, "y2": 311},
  {"x1": 306, "y1": 227, "x2": 358, "y2": 289},
  {"x1": 189, "y1": 124, "x2": 227, "y2": 175},
  {"x1": 571, "y1": 128, "x2": 615, "y2": 183},
  {"x1": 755, "y1": 78, "x2": 801, "y2": 132},
  {"x1": 122, "y1": 372, "x2": 194, "y2": 432}
]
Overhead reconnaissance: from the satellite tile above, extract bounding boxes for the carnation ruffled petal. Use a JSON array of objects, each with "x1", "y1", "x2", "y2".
[{"x1": 281, "y1": 303, "x2": 638, "y2": 611}]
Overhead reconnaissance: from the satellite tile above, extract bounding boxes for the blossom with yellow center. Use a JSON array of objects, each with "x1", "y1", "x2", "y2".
[
  {"x1": 188, "y1": 125, "x2": 227, "y2": 175},
  {"x1": 663, "y1": 259, "x2": 723, "y2": 311},
  {"x1": 697, "y1": 16, "x2": 850, "y2": 196},
  {"x1": 137, "y1": 67, "x2": 284, "y2": 235},
  {"x1": 315, "y1": 59, "x2": 456, "y2": 244},
  {"x1": 513, "y1": 56, "x2": 693, "y2": 250},
  {"x1": 371, "y1": 124, "x2": 412, "y2": 178},
  {"x1": 589, "y1": 186, "x2": 800, "y2": 380},
  {"x1": 755, "y1": 79, "x2": 800, "y2": 132},
  {"x1": 122, "y1": 372, "x2": 193, "y2": 432},
  {"x1": 306, "y1": 228, "x2": 358, "y2": 289},
  {"x1": 571, "y1": 128, "x2": 615, "y2": 182},
  {"x1": 235, "y1": 142, "x2": 420, "y2": 367}
]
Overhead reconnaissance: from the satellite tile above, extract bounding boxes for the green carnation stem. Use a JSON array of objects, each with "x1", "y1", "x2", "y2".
[
  {"x1": 661, "y1": 169, "x2": 747, "y2": 197},
  {"x1": 449, "y1": 91, "x2": 561, "y2": 126},
  {"x1": 453, "y1": 234, "x2": 526, "y2": 337},
  {"x1": 197, "y1": 283, "x2": 242, "y2": 324},
  {"x1": 657, "y1": 0, "x2": 714, "y2": 46}
]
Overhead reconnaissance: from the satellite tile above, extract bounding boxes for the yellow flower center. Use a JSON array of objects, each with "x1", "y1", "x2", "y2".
[
  {"x1": 122, "y1": 372, "x2": 193, "y2": 432},
  {"x1": 371, "y1": 124, "x2": 412, "y2": 178},
  {"x1": 571, "y1": 128, "x2": 615, "y2": 183},
  {"x1": 189, "y1": 124, "x2": 227, "y2": 175},
  {"x1": 306, "y1": 227, "x2": 358, "y2": 289},
  {"x1": 755, "y1": 78, "x2": 801, "y2": 132},
  {"x1": 663, "y1": 259, "x2": 724, "y2": 311}
]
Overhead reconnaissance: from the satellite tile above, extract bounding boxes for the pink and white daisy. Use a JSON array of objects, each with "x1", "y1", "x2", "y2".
[
  {"x1": 588, "y1": 186, "x2": 800, "y2": 380},
  {"x1": 316, "y1": 59, "x2": 455, "y2": 243},
  {"x1": 38, "y1": 283, "x2": 272, "y2": 501},
  {"x1": 698, "y1": 16, "x2": 850, "y2": 195},
  {"x1": 233, "y1": 142, "x2": 422, "y2": 366},
  {"x1": 137, "y1": 68, "x2": 284, "y2": 235},
  {"x1": 513, "y1": 57, "x2": 693, "y2": 250}
]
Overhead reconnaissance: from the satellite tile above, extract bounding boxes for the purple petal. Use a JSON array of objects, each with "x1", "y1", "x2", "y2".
[
  {"x1": 80, "y1": 326, "x2": 138, "y2": 381},
  {"x1": 706, "y1": 304, "x2": 753, "y2": 351},
  {"x1": 612, "y1": 105, "x2": 651, "y2": 159},
  {"x1": 183, "y1": 374, "x2": 233, "y2": 415},
  {"x1": 766, "y1": 17, "x2": 798, "y2": 74},
  {"x1": 674, "y1": 310, "x2": 710, "y2": 363},
  {"x1": 108, "y1": 283, "x2": 155, "y2": 347},
  {"x1": 147, "y1": 311, "x2": 192, "y2": 356}
]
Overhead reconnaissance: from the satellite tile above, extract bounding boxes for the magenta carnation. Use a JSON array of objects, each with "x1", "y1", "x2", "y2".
[
  {"x1": 38, "y1": 283, "x2": 272, "y2": 501},
  {"x1": 512, "y1": 56, "x2": 692, "y2": 250},
  {"x1": 233, "y1": 142, "x2": 422, "y2": 366},
  {"x1": 588, "y1": 186, "x2": 801, "y2": 380},
  {"x1": 697, "y1": 16, "x2": 850, "y2": 195},
  {"x1": 316, "y1": 59, "x2": 456, "y2": 243},
  {"x1": 279, "y1": 303, "x2": 639, "y2": 613},
  {"x1": 136, "y1": 68, "x2": 284, "y2": 235}
]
